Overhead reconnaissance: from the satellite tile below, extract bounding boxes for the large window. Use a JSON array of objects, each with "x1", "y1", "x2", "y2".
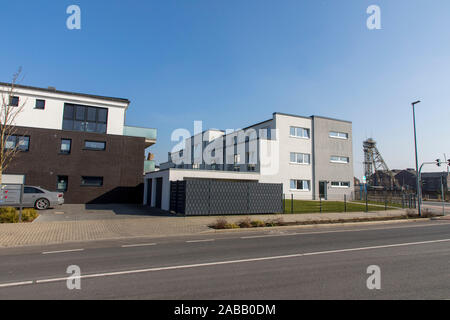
[
  {"x1": 62, "y1": 103, "x2": 108, "y2": 133},
  {"x1": 290, "y1": 179, "x2": 311, "y2": 191},
  {"x1": 329, "y1": 131, "x2": 348, "y2": 139},
  {"x1": 84, "y1": 141, "x2": 106, "y2": 151},
  {"x1": 290, "y1": 152, "x2": 310, "y2": 164},
  {"x1": 290, "y1": 126, "x2": 310, "y2": 139},
  {"x1": 330, "y1": 156, "x2": 350, "y2": 164},
  {"x1": 81, "y1": 176, "x2": 103, "y2": 187},
  {"x1": 5, "y1": 135, "x2": 30, "y2": 151},
  {"x1": 331, "y1": 181, "x2": 350, "y2": 188}
]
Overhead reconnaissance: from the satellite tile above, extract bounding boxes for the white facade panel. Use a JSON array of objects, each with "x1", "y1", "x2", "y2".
[{"x1": 0, "y1": 84, "x2": 128, "y2": 135}]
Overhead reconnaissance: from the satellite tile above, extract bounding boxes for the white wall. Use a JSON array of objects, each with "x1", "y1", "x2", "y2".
[
  {"x1": 0, "y1": 85, "x2": 128, "y2": 135},
  {"x1": 261, "y1": 113, "x2": 313, "y2": 199}
]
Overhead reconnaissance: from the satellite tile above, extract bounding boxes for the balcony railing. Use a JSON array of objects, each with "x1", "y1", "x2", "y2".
[
  {"x1": 123, "y1": 126, "x2": 157, "y2": 147},
  {"x1": 144, "y1": 160, "x2": 156, "y2": 173}
]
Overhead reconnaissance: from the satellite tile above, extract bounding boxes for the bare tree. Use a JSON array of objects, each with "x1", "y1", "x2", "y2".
[{"x1": 0, "y1": 68, "x2": 27, "y2": 185}]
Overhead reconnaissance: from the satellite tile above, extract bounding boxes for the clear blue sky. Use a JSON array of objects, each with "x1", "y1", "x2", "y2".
[{"x1": 1, "y1": 0, "x2": 450, "y2": 178}]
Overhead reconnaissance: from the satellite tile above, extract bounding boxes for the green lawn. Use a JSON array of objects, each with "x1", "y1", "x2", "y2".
[
  {"x1": 352, "y1": 200, "x2": 404, "y2": 208},
  {"x1": 282, "y1": 200, "x2": 396, "y2": 214}
]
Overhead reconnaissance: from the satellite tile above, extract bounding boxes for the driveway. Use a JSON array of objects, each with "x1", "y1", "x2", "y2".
[{"x1": 34, "y1": 204, "x2": 175, "y2": 222}]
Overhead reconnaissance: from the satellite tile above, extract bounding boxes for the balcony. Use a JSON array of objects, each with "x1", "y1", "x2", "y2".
[
  {"x1": 123, "y1": 126, "x2": 157, "y2": 147},
  {"x1": 144, "y1": 160, "x2": 156, "y2": 173}
]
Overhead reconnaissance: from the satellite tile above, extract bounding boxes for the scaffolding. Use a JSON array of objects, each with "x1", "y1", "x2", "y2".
[{"x1": 363, "y1": 138, "x2": 400, "y2": 189}]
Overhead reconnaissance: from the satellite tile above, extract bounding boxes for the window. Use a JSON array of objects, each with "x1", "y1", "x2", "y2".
[
  {"x1": 262, "y1": 127, "x2": 271, "y2": 140},
  {"x1": 35, "y1": 99, "x2": 46, "y2": 110},
  {"x1": 17, "y1": 136, "x2": 30, "y2": 151},
  {"x1": 84, "y1": 141, "x2": 106, "y2": 151},
  {"x1": 60, "y1": 139, "x2": 72, "y2": 154},
  {"x1": 81, "y1": 176, "x2": 103, "y2": 187},
  {"x1": 9, "y1": 96, "x2": 19, "y2": 107},
  {"x1": 330, "y1": 156, "x2": 350, "y2": 164},
  {"x1": 290, "y1": 152, "x2": 311, "y2": 164},
  {"x1": 290, "y1": 180, "x2": 311, "y2": 191},
  {"x1": 62, "y1": 103, "x2": 108, "y2": 133},
  {"x1": 5, "y1": 135, "x2": 30, "y2": 151},
  {"x1": 24, "y1": 187, "x2": 44, "y2": 194},
  {"x1": 331, "y1": 181, "x2": 351, "y2": 188},
  {"x1": 290, "y1": 126, "x2": 310, "y2": 139},
  {"x1": 329, "y1": 131, "x2": 348, "y2": 139},
  {"x1": 57, "y1": 176, "x2": 68, "y2": 192}
]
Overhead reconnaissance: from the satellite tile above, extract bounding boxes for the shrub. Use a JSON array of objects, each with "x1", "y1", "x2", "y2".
[
  {"x1": 224, "y1": 223, "x2": 240, "y2": 229},
  {"x1": 0, "y1": 207, "x2": 19, "y2": 223},
  {"x1": 421, "y1": 208, "x2": 435, "y2": 218},
  {"x1": 238, "y1": 217, "x2": 252, "y2": 228},
  {"x1": 265, "y1": 217, "x2": 286, "y2": 227},
  {"x1": 22, "y1": 208, "x2": 38, "y2": 222},
  {"x1": 406, "y1": 209, "x2": 417, "y2": 218},
  {"x1": 211, "y1": 218, "x2": 228, "y2": 229},
  {"x1": 251, "y1": 220, "x2": 265, "y2": 228},
  {"x1": 271, "y1": 217, "x2": 286, "y2": 226},
  {"x1": 0, "y1": 207, "x2": 39, "y2": 223}
]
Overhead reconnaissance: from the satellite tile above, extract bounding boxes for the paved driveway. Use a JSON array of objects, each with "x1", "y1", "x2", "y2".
[{"x1": 35, "y1": 204, "x2": 175, "y2": 222}]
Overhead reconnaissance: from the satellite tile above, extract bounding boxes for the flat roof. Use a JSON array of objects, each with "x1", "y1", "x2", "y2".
[
  {"x1": 0, "y1": 82, "x2": 130, "y2": 104},
  {"x1": 273, "y1": 112, "x2": 352, "y2": 124}
]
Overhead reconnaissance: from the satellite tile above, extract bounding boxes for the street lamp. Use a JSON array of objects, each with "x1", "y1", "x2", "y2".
[{"x1": 411, "y1": 100, "x2": 421, "y2": 216}]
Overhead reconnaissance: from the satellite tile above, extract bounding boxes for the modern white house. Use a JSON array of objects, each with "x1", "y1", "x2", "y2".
[{"x1": 144, "y1": 112, "x2": 353, "y2": 211}]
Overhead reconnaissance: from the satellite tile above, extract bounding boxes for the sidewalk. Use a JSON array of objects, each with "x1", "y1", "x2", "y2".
[{"x1": 0, "y1": 210, "x2": 414, "y2": 248}]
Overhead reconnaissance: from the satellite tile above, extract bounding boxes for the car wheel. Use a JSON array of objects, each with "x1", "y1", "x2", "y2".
[{"x1": 35, "y1": 198, "x2": 50, "y2": 210}]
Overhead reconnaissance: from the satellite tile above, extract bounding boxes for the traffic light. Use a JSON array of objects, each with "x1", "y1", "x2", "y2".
[
  {"x1": 436, "y1": 159, "x2": 441, "y2": 167},
  {"x1": 448, "y1": 159, "x2": 450, "y2": 166}
]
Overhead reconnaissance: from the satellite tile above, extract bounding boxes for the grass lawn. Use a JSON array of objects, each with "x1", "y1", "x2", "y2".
[
  {"x1": 352, "y1": 200, "x2": 404, "y2": 208},
  {"x1": 282, "y1": 200, "x2": 396, "y2": 214}
]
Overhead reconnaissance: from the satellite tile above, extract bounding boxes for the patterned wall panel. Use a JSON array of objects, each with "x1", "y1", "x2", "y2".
[{"x1": 170, "y1": 179, "x2": 282, "y2": 216}]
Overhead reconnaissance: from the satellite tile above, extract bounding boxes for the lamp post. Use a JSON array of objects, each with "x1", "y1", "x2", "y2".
[{"x1": 411, "y1": 100, "x2": 421, "y2": 216}]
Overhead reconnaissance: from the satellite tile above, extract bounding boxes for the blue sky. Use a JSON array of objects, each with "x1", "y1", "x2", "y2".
[{"x1": 1, "y1": 0, "x2": 450, "y2": 178}]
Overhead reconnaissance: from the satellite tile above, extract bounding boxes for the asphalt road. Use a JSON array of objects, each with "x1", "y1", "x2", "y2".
[{"x1": 0, "y1": 220, "x2": 449, "y2": 299}]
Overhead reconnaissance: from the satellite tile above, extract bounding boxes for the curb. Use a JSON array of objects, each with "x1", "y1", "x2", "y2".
[{"x1": 204, "y1": 218, "x2": 433, "y2": 234}]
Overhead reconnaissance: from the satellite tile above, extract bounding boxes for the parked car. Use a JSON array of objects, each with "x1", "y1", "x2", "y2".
[{"x1": 0, "y1": 185, "x2": 64, "y2": 210}]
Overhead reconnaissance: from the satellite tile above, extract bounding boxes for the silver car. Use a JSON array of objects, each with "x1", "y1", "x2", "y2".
[{"x1": 1, "y1": 185, "x2": 64, "y2": 210}]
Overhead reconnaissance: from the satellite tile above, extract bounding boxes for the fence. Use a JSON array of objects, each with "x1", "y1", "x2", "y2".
[
  {"x1": 282, "y1": 192, "x2": 417, "y2": 214},
  {"x1": 170, "y1": 179, "x2": 283, "y2": 216}
]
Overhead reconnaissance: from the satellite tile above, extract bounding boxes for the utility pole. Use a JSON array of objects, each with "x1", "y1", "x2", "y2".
[
  {"x1": 441, "y1": 175, "x2": 445, "y2": 216},
  {"x1": 411, "y1": 101, "x2": 421, "y2": 216}
]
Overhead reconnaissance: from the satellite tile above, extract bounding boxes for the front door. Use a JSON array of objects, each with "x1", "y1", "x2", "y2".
[
  {"x1": 155, "y1": 178, "x2": 163, "y2": 209},
  {"x1": 319, "y1": 181, "x2": 327, "y2": 200},
  {"x1": 146, "y1": 179, "x2": 152, "y2": 206}
]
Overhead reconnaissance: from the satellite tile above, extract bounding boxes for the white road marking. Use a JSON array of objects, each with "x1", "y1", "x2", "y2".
[
  {"x1": 240, "y1": 221, "x2": 449, "y2": 239},
  {"x1": 121, "y1": 243, "x2": 157, "y2": 248},
  {"x1": 0, "y1": 281, "x2": 33, "y2": 288},
  {"x1": 2, "y1": 237, "x2": 448, "y2": 288},
  {"x1": 42, "y1": 249, "x2": 84, "y2": 255},
  {"x1": 186, "y1": 239, "x2": 215, "y2": 243}
]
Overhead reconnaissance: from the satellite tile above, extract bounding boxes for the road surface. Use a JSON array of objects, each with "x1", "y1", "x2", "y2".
[{"x1": 0, "y1": 220, "x2": 448, "y2": 299}]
